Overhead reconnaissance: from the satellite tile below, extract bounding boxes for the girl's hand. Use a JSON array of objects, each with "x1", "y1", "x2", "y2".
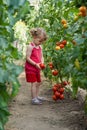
[{"x1": 35, "y1": 63, "x2": 41, "y2": 70}]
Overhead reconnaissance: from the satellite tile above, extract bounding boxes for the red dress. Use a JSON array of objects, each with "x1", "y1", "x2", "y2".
[{"x1": 25, "y1": 43, "x2": 42, "y2": 82}]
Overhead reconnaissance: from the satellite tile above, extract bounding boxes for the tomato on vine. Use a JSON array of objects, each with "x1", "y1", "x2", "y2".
[
  {"x1": 39, "y1": 63, "x2": 46, "y2": 70},
  {"x1": 52, "y1": 70, "x2": 59, "y2": 76}
]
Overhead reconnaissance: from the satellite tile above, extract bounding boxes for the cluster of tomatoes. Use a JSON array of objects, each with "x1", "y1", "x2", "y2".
[
  {"x1": 55, "y1": 40, "x2": 67, "y2": 50},
  {"x1": 74, "y1": 6, "x2": 87, "y2": 21},
  {"x1": 39, "y1": 63, "x2": 70, "y2": 101},
  {"x1": 78, "y1": 6, "x2": 87, "y2": 17},
  {"x1": 52, "y1": 81, "x2": 69, "y2": 101},
  {"x1": 39, "y1": 63, "x2": 59, "y2": 77},
  {"x1": 61, "y1": 19, "x2": 68, "y2": 28},
  {"x1": 48, "y1": 62, "x2": 59, "y2": 76}
]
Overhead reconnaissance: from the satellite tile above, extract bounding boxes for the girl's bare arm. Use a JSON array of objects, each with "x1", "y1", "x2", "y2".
[{"x1": 26, "y1": 45, "x2": 36, "y2": 66}]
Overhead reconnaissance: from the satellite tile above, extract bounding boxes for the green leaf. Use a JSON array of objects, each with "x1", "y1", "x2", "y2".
[
  {"x1": 0, "y1": 108, "x2": 10, "y2": 125},
  {"x1": 75, "y1": 37, "x2": 85, "y2": 45},
  {"x1": 0, "y1": 96, "x2": 7, "y2": 107},
  {"x1": 0, "y1": 37, "x2": 8, "y2": 49},
  {"x1": 0, "y1": 85, "x2": 10, "y2": 103},
  {"x1": 3, "y1": 0, "x2": 11, "y2": 6},
  {"x1": 5, "y1": 62, "x2": 23, "y2": 77},
  {"x1": 7, "y1": 12, "x2": 16, "y2": 26},
  {"x1": 0, "y1": 122, "x2": 4, "y2": 130},
  {"x1": 72, "y1": 85, "x2": 78, "y2": 98},
  {"x1": 11, "y1": 82, "x2": 20, "y2": 97},
  {"x1": 84, "y1": 31, "x2": 87, "y2": 37},
  {"x1": 0, "y1": 69, "x2": 8, "y2": 83},
  {"x1": 3, "y1": 0, "x2": 26, "y2": 7}
]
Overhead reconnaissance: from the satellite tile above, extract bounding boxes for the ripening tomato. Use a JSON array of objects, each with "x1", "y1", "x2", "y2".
[
  {"x1": 52, "y1": 86, "x2": 57, "y2": 92},
  {"x1": 48, "y1": 62, "x2": 54, "y2": 69},
  {"x1": 82, "y1": 12, "x2": 86, "y2": 17},
  {"x1": 78, "y1": 12, "x2": 83, "y2": 16},
  {"x1": 79, "y1": 6, "x2": 86, "y2": 13},
  {"x1": 74, "y1": 16, "x2": 78, "y2": 21},
  {"x1": 55, "y1": 91, "x2": 60, "y2": 98},
  {"x1": 56, "y1": 42, "x2": 61, "y2": 46},
  {"x1": 63, "y1": 24, "x2": 68, "y2": 28},
  {"x1": 48, "y1": 62, "x2": 53, "y2": 66},
  {"x1": 49, "y1": 65, "x2": 54, "y2": 70},
  {"x1": 54, "y1": 84, "x2": 59, "y2": 88},
  {"x1": 59, "y1": 87, "x2": 64, "y2": 94},
  {"x1": 59, "y1": 44, "x2": 65, "y2": 49},
  {"x1": 63, "y1": 81, "x2": 68, "y2": 86},
  {"x1": 60, "y1": 94, "x2": 64, "y2": 100},
  {"x1": 56, "y1": 83, "x2": 62, "y2": 88},
  {"x1": 72, "y1": 40, "x2": 77, "y2": 45},
  {"x1": 39, "y1": 63, "x2": 45, "y2": 69},
  {"x1": 62, "y1": 40, "x2": 67, "y2": 45},
  {"x1": 52, "y1": 95, "x2": 57, "y2": 101},
  {"x1": 52, "y1": 70, "x2": 59, "y2": 76},
  {"x1": 55, "y1": 46, "x2": 61, "y2": 50},
  {"x1": 61, "y1": 19, "x2": 67, "y2": 24}
]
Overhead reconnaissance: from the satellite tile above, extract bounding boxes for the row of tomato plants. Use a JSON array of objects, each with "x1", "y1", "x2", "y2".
[
  {"x1": 0, "y1": 0, "x2": 32, "y2": 129},
  {"x1": 26, "y1": 0, "x2": 87, "y2": 112}
]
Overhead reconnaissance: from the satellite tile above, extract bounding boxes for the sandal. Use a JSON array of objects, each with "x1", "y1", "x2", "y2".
[
  {"x1": 37, "y1": 96, "x2": 46, "y2": 101},
  {"x1": 32, "y1": 98, "x2": 42, "y2": 105}
]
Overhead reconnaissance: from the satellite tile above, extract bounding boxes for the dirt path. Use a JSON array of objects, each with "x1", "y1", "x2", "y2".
[{"x1": 5, "y1": 72, "x2": 86, "y2": 130}]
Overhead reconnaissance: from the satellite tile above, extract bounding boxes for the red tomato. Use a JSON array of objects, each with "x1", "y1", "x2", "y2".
[
  {"x1": 52, "y1": 70, "x2": 58, "y2": 76},
  {"x1": 49, "y1": 65, "x2": 54, "y2": 70},
  {"x1": 55, "y1": 91, "x2": 60, "y2": 97},
  {"x1": 62, "y1": 40, "x2": 67, "y2": 45},
  {"x1": 39, "y1": 63, "x2": 45, "y2": 69},
  {"x1": 59, "y1": 87, "x2": 64, "y2": 94},
  {"x1": 54, "y1": 84, "x2": 59, "y2": 88},
  {"x1": 57, "y1": 83, "x2": 62, "y2": 88},
  {"x1": 52, "y1": 95, "x2": 57, "y2": 101},
  {"x1": 48, "y1": 62, "x2": 53, "y2": 66},
  {"x1": 59, "y1": 44, "x2": 65, "y2": 48},
  {"x1": 52, "y1": 86, "x2": 57, "y2": 92},
  {"x1": 60, "y1": 94, "x2": 64, "y2": 100},
  {"x1": 63, "y1": 81, "x2": 68, "y2": 86}
]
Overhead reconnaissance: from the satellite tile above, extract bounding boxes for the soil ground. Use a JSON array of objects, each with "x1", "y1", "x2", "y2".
[{"x1": 5, "y1": 71, "x2": 87, "y2": 130}]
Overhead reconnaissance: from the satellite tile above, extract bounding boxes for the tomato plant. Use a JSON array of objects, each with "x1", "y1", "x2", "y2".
[
  {"x1": 0, "y1": 0, "x2": 32, "y2": 129},
  {"x1": 26, "y1": 0, "x2": 87, "y2": 113}
]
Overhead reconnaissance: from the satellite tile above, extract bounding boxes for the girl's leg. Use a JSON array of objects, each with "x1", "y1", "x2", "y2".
[
  {"x1": 36, "y1": 71, "x2": 41, "y2": 97},
  {"x1": 31, "y1": 82, "x2": 42, "y2": 105},
  {"x1": 36, "y1": 82, "x2": 41, "y2": 97},
  {"x1": 36, "y1": 82, "x2": 46, "y2": 101},
  {"x1": 31, "y1": 82, "x2": 37, "y2": 99}
]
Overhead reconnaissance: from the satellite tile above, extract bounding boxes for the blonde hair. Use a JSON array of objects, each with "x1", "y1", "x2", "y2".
[{"x1": 30, "y1": 28, "x2": 47, "y2": 41}]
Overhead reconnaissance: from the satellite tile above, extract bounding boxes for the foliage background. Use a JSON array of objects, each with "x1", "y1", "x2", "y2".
[
  {"x1": 0, "y1": 0, "x2": 33, "y2": 129},
  {"x1": 26, "y1": 0, "x2": 87, "y2": 107},
  {"x1": 0, "y1": 0, "x2": 87, "y2": 129}
]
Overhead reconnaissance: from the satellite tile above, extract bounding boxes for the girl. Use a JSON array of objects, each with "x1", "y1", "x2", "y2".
[{"x1": 25, "y1": 28, "x2": 47, "y2": 105}]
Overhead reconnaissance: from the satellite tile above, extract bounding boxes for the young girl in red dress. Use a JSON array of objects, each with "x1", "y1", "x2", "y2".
[{"x1": 25, "y1": 28, "x2": 47, "y2": 105}]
